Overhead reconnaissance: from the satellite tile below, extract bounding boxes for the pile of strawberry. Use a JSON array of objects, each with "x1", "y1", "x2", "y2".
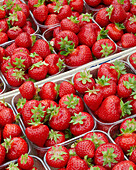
[
  {"x1": 111, "y1": 117, "x2": 136, "y2": 165},
  {"x1": 129, "y1": 52, "x2": 136, "y2": 70},
  {"x1": 71, "y1": 60, "x2": 136, "y2": 124},
  {"x1": 45, "y1": 131, "x2": 136, "y2": 169},
  {"x1": 15, "y1": 80, "x2": 94, "y2": 154},
  {"x1": 0, "y1": 101, "x2": 29, "y2": 166},
  {"x1": 0, "y1": 32, "x2": 65, "y2": 87},
  {"x1": 4, "y1": 154, "x2": 38, "y2": 170},
  {"x1": 94, "y1": 1, "x2": 136, "y2": 49},
  {"x1": 0, "y1": 0, "x2": 36, "y2": 44}
]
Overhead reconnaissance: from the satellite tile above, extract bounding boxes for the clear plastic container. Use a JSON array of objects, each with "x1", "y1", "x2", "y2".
[
  {"x1": 0, "y1": 155, "x2": 48, "y2": 170},
  {"x1": 0, "y1": 102, "x2": 31, "y2": 169},
  {"x1": 12, "y1": 78, "x2": 96, "y2": 158},
  {"x1": 0, "y1": 34, "x2": 65, "y2": 91},
  {"x1": 127, "y1": 54, "x2": 136, "y2": 74},
  {"x1": 0, "y1": 76, "x2": 6, "y2": 94},
  {"x1": 43, "y1": 130, "x2": 128, "y2": 170}
]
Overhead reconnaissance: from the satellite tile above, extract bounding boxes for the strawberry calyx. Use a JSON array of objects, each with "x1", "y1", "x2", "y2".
[
  {"x1": 54, "y1": 83, "x2": 60, "y2": 98},
  {"x1": 97, "y1": 28, "x2": 108, "y2": 41},
  {"x1": 13, "y1": 57, "x2": 25, "y2": 69},
  {"x1": 6, "y1": 62, "x2": 13, "y2": 71},
  {"x1": 53, "y1": 1, "x2": 63, "y2": 13},
  {"x1": 95, "y1": 75, "x2": 111, "y2": 86},
  {"x1": 110, "y1": 60, "x2": 127, "y2": 79},
  {"x1": 77, "y1": 70, "x2": 92, "y2": 84},
  {"x1": 63, "y1": 94, "x2": 79, "y2": 109},
  {"x1": 16, "y1": 97, "x2": 27, "y2": 109},
  {"x1": 33, "y1": 85, "x2": 41, "y2": 101},
  {"x1": 15, "y1": 113, "x2": 20, "y2": 123},
  {"x1": 2, "y1": 136, "x2": 13, "y2": 153},
  {"x1": 123, "y1": 77, "x2": 136, "y2": 99},
  {"x1": 81, "y1": 13, "x2": 92, "y2": 22},
  {"x1": 65, "y1": 128, "x2": 73, "y2": 139},
  {"x1": 48, "y1": 129, "x2": 62, "y2": 142},
  {"x1": 3, "y1": 56, "x2": 10, "y2": 61},
  {"x1": 10, "y1": 26, "x2": 20, "y2": 31},
  {"x1": 67, "y1": 16, "x2": 79, "y2": 24},
  {"x1": 69, "y1": 149, "x2": 76, "y2": 156},
  {"x1": 120, "y1": 99, "x2": 132, "y2": 118},
  {"x1": 13, "y1": 4, "x2": 22, "y2": 12},
  {"x1": 58, "y1": 36, "x2": 75, "y2": 56},
  {"x1": 12, "y1": 69, "x2": 25, "y2": 81},
  {"x1": 49, "y1": 145, "x2": 67, "y2": 160},
  {"x1": 115, "y1": 23, "x2": 125, "y2": 30},
  {"x1": 0, "y1": 5, "x2": 5, "y2": 11},
  {"x1": 8, "y1": 12, "x2": 18, "y2": 23},
  {"x1": 85, "y1": 133, "x2": 105, "y2": 149},
  {"x1": 30, "y1": 52, "x2": 39, "y2": 58},
  {"x1": 31, "y1": 35, "x2": 36, "y2": 46},
  {"x1": 100, "y1": 43, "x2": 113, "y2": 57},
  {"x1": 20, "y1": 153, "x2": 28, "y2": 164},
  {"x1": 102, "y1": 147, "x2": 117, "y2": 168},
  {"x1": 89, "y1": 167, "x2": 100, "y2": 170},
  {"x1": 131, "y1": 0, "x2": 136, "y2": 5},
  {"x1": 56, "y1": 58, "x2": 65, "y2": 72},
  {"x1": 106, "y1": 5, "x2": 114, "y2": 19},
  {"x1": 85, "y1": 87, "x2": 99, "y2": 95},
  {"x1": 30, "y1": 61, "x2": 48, "y2": 70},
  {"x1": 34, "y1": 0, "x2": 45, "y2": 7},
  {"x1": 7, "y1": 162, "x2": 20, "y2": 170},
  {"x1": 129, "y1": 165, "x2": 134, "y2": 170},
  {"x1": 132, "y1": 57, "x2": 136, "y2": 63},
  {"x1": 127, "y1": 146, "x2": 136, "y2": 156},
  {"x1": 84, "y1": 155, "x2": 93, "y2": 167},
  {"x1": 70, "y1": 112, "x2": 86, "y2": 125},
  {"x1": 129, "y1": 15, "x2": 136, "y2": 24},
  {"x1": 0, "y1": 99, "x2": 8, "y2": 107},
  {"x1": 117, "y1": 0, "x2": 124, "y2": 4},
  {"x1": 5, "y1": 0, "x2": 15, "y2": 10}
]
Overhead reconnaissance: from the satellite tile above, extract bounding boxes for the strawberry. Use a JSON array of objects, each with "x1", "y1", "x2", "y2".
[
  {"x1": 2, "y1": 136, "x2": 28, "y2": 160},
  {"x1": 121, "y1": 33, "x2": 136, "y2": 48},
  {"x1": 11, "y1": 52, "x2": 32, "y2": 70},
  {"x1": 83, "y1": 132, "x2": 109, "y2": 149},
  {"x1": 69, "y1": 0, "x2": 84, "y2": 13},
  {"x1": 95, "y1": 76, "x2": 117, "y2": 98},
  {"x1": 123, "y1": 12, "x2": 133, "y2": 27},
  {"x1": 5, "y1": 42, "x2": 17, "y2": 57},
  {"x1": 75, "y1": 140, "x2": 95, "y2": 158},
  {"x1": 94, "y1": 143, "x2": 124, "y2": 169},
  {"x1": 30, "y1": 39, "x2": 51, "y2": 59},
  {"x1": 70, "y1": 112, "x2": 94, "y2": 136},
  {"x1": 61, "y1": 16, "x2": 80, "y2": 34},
  {"x1": 0, "y1": 47, "x2": 5, "y2": 63},
  {"x1": 0, "y1": 144, "x2": 6, "y2": 165},
  {"x1": 45, "y1": 54, "x2": 64, "y2": 75},
  {"x1": 30, "y1": 52, "x2": 43, "y2": 65},
  {"x1": 0, "y1": 6, "x2": 6, "y2": 19},
  {"x1": 46, "y1": 145, "x2": 69, "y2": 168},
  {"x1": 129, "y1": 52, "x2": 136, "y2": 69},
  {"x1": 7, "y1": 26, "x2": 23, "y2": 40},
  {"x1": 57, "y1": 5, "x2": 72, "y2": 21},
  {"x1": 66, "y1": 156, "x2": 88, "y2": 170},
  {"x1": 95, "y1": 95, "x2": 132, "y2": 123},
  {"x1": 59, "y1": 94, "x2": 84, "y2": 115},
  {"x1": 0, "y1": 19, "x2": 9, "y2": 32},
  {"x1": 15, "y1": 32, "x2": 32, "y2": 48},
  {"x1": 13, "y1": 47, "x2": 30, "y2": 55},
  {"x1": 85, "y1": 0, "x2": 101, "y2": 7},
  {"x1": 19, "y1": 81, "x2": 36, "y2": 100},
  {"x1": 44, "y1": 14, "x2": 59, "y2": 27},
  {"x1": 112, "y1": 160, "x2": 136, "y2": 170},
  {"x1": 28, "y1": 61, "x2": 48, "y2": 81},
  {"x1": 112, "y1": 0, "x2": 131, "y2": 11},
  {"x1": 33, "y1": 2, "x2": 48, "y2": 23},
  {"x1": 84, "y1": 87, "x2": 103, "y2": 111},
  {"x1": 3, "y1": 124, "x2": 22, "y2": 139},
  {"x1": 45, "y1": 130, "x2": 65, "y2": 147},
  {"x1": 78, "y1": 13, "x2": 92, "y2": 28},
  {"x1": 0, "y1": 108, "x2": 15, "y2": 127},
  {"x1": 92, "y1": 39, "x2": 116, "y2": 59},
  {"x1": 72, "y1": 11, "x2": 80, "y2": 17},
  {"x1": 130, "y1": 4, "x2": 136, "y2": 15},
  {"x1": 74, "y1": 70, "x2": 95, "y2": 94},
  {"x1": 53, "y1": 27, "x2": 62, "y2": 37},
  {"x1": 59, "y1": 81, "x2": 76, "y2": 98},
  {"x1": 120, "y1": 118, "x2": 136, "y2": 134},
  {"x1": 1, "y1": 58, "x2": 12, "y2": 77},
  {"x1": 18, "y1": 154, "x2": 34, "y2": 170},
  {"x1": 16, "y1": 97, "x2": 27, "y2": 115},
  {"x1": 106, "y1": 4, "x2": 127, "y2": 23},
  {"x1": 0, "y1": 31, "x2": 8, "y2": 44},
  {"x1": 106, "y1": 23, "x2": 125, "y2": 42},
  {"x1": 126, "y1": 15, "x2": 136, "y2": 34},
  {"x1": 28, "y1": 0, "x2": 38, "y2": 11},
  {"x1": 6, "y1": 68, "x2": 25, "y2": 87},
  {"x1": 65, "y1": 45, "x2": 92, "y2": 67},
  {"x1": 8, "y1": 11, "x2": 26, "y2": 27},
  {"x1": 95, "y1": 8, "x2": 110, "y2": 28},
  {"x1": 22, "y1": 25, "x2": 35, "y2": 35}
]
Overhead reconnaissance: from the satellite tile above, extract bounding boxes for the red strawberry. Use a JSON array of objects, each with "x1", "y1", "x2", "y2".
[
  {"x1": 120, "y1": 118, "x2": 136, "y2": 134},
  {"x1": 0, "y1": 108, "x2": 15, "y2": 127},
  {"x1": 19, "y1": 81, "x2": 36, "y2": 100},
  {"x1": 0, "y1": 31, "x2": 8, "y2": 44},
  {"x1": 59, "y1": 94, "x2": 84, "y2": 115},
  {"x1": 94, "y1": 143, "x2": 124, "y2": 169},
  {"x1": 30, "y1": 39, "x2": 51, "y2": 59},
  {"x1": 44, "y1": 14, "x2": 59, "y2": 27},
  {"x1": 59, "y1": 81, "x2": 76, "y2": 98},
  {"x1": 45, "y1": 130, "x2": 65, "y2": 147},
  {"x1": 121, "y1": 33, "x2": 136, "y2": 48},
  {"x1": 57, "y1": 5, "x2": 72, "y2": 21},
  {"x1": 13, "y1": 47, "x2": 30, "y2": 55},
  {"x1": 0, "y1": 19, "x2": 9, "y2": 32},
  {"x1": 22, "y1": 25, "x2": 35, "y2": 35},
  {"x1": 0, "y1": 144, "x2": 6, "y2": 165},
  {"x1": 92, "y1": 39, "x2": 116, "y2": 59},
  {"x1": 130, "y1": 4, "x2": 136, "y2": 15},
  {"x1": 72, "y1": 11, "x2": 80, "y2": 17},
  {"x1": 74, "y1": 70, "x2": 95, "y2": 94},
  {"x1": 0, "y1": 6, "x2": 6, "y2": 19},
  {"x1": 5, "y1": 42, "x2": 17, "y2": 57},
  {"x1": 6, "y1": 68, "x2": 25, "y2": 87},
  {"x1": 0, "y1": 101, "x2": 8, "y2": 111},
  {"x1": 123, "y1": 12, "x2": 133, "y2": 27},
  {"x1": 7, "y1": 26, "x2": 23, "y2": 40},
  {"x1": 53, "y1": 27, "x2": 62, "y2": 38},
  {"x1": 66, "y1": 156, "x2": 88, "y2": 170},
  {"x1": 16, "y1": 97, "x2": 27, "y2": 115},
  {"x1": 0, "y1": 47, "x2": 5, "y2": 63},
  {"x1": 3, "y1": 124, "x2": 22, "y2": 139},
  {"x1": 78, "y1": 13, "x2": 92, "y2": 28},
  {"x1": 128, "y1": 147, "x2": 136, "y2": 164},
  {"x1": 18, "y1": 154, "x2": 34, "y2": 170},
  {"x1": 69, "y1": 0, "x2": 84, "y2": 13},
  {"x1": 1, "y1": 58, "x2": 12, "y2": 77},
  {"x1": 75, "y1": 140, "x2": 95, "y2": 158},
  {"x1": 30, "y1": 52, "x2": 43, "y2": 65},
  {"x1": 46, "y1": 145, "x2": 69, "y2": 168},
  {"x1": 25, "y1": 124, "x2": 49, "y2": 147},
  {"x1": 112, "y1": 0, "x2": 130, "y2": 12},
  {"x1": 83, "y1": 132, "x2": 109, "y2": 149},
  {"x1": 85, "y1": 0, "x2": 101, "y2": 7},
  {"x1": 70, "y1": 112, "x2": 94, "y2": 136},
  {"x1": 126, "y1": 15, "x2": 136, "y2": 34},
  {"x1": 28, "y1": 0, "x2": 38, "y2": 11},
  {"x1": 112, "y1": 160, "x2": 136, "y2": 170},
  {"x1": 129, "y1": 52, "x2": 136, "y2": 70}
]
